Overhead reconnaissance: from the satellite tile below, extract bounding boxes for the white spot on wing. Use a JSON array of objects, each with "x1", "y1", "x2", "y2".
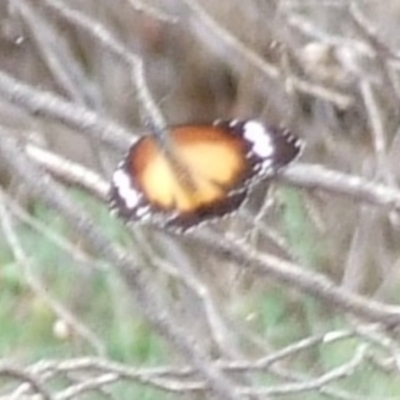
[
  {"x1": 136, "y1": 205, "x2": 150, "y2": 218},
  {"x1": 243, "y1": 121, "x2": 273, "y2": 158},
  {"x1": 112, "y1": 169, "x2": 141, "y2": 209}
]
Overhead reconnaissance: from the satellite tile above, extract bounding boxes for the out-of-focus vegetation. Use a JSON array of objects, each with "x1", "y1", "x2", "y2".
[{"x1": 1, "y1": 0, "x2": 400, "y2": 399}]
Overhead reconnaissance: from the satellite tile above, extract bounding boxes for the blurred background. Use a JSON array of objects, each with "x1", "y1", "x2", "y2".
[{"x1": 1, "y1": 0, "x2": 400, "y2": 399}]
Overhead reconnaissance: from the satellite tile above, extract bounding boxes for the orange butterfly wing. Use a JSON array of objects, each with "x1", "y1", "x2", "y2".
[
  {"x1": 110, "y1": 120, "x2": 303, "y2": 231},
  {"x1": 130, "y1": 125, "x2": 253, "y2": 212}
]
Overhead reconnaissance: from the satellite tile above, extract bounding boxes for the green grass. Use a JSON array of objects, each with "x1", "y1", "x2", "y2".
[{"x1": 0, "y1": 194, "x2": 169, "y2": 398}]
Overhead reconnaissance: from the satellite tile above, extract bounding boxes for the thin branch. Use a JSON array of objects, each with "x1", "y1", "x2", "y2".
[
  {"x1": 0, "y1": 69, "x2": 132, "y2": 151},
  {"x1": 359, "y1": 79, "x2": 393, "y2": 183},
  {"x1": 25, "y1": 143, "x2": 108, "y2": 199},
  {"x1": 0, "y1": 193, "x2": 107, "y2": 356},
  {"x1": 282, "y1": 163, "x2": 400, "y2": 211},
  {"x1": 25, "y1": 139, "x2": 400, "y2": 217},
  {"x1": 180, "y1": 0, "x2": 354, "y2": 108},
  {"x1": 138, "y1": 234, "x2": 242, "y2": 358},
  {"x1": 189, "y1": 230, "x2": 400, "y2": 326},
  {"x1": 240, "y1": 345, "x2": 367, "y2": 396},
  {"x1": 22, "y1": 142, "x2": 400, "y2": 325},
  {"x1": 126, "y1": 0, "x2": 178, "y2": 23},
  {"x1": 0, "y1": 363, "x2": 52, "y2": 400},
  {"x1": 13, "y1": 342, "x2": 368, "y2": 398},
  {"x1": 0, "y1": 128, "x2": 243, "y2": 400},
  {"x1": 55, "y1": 373, "x2": 119, "y2": 400},
  {"x1": 36, "y1": 0, "x2": 168, "y2": 137},
  {"x1": 3, "y1": 327, "x2": 370, "y2": 399},
  {"x1": 14, "y1": 0, "x2": 98, "y2": 106},
  {"x1": 0, "y1": 189, "x2": 104, "y2": 272}
]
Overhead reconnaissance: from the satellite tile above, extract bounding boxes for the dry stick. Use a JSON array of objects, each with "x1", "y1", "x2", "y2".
[
  {"x1": 33, "y1": 345, "x2": 368, "y2": 398},
  {"x1": 26, "y1": 144, "x2": 109, "y2": 199},
  {"x1": 27, "y1": 331, "x2": 338, "y2": 377},
  {"x1": 265, "y1": 367, "x2": 363, "y2": 400},
  {"x1": 240, "y1": 345, "x2": 367, "y2": 396},
  {"x1": 26, "y1": 149, "x2": 400, "y2": 327},
  {"x1": 46, "y1": 358, "x2": 205, "y2": 394},
  {"x1": 341, "y1": 205, "x2": 373, "y2": 291},
  {"x1": 0, "y1": 69, "x2": 132, "y2": 151},
  {"x1": 0, "y1": 199, "x2": 106, "y2": 356},
  {"x1": 349, "y1": 1, "x2": 399, "y2": 61},
  {"x1": 52, "y1": 348, "x2": 366, "y2": 399},
  {"x1": 37, "y1": 0, "x2": 167, "y2": 138},
  {"x1": 0, "y1": 189, "x2": 104, "y2": 272},
  {"x1": 180, "y1": 0, "x2": 354, "y2": 109},
  {"x1": 21, "y1": 328, "x2": 364, "y2": 399},
  {"x1": 286, "y1": 12, "x2": 369, "y2": 51},
  {"x1": 15, "y1": 0, "x2": 94, "y2": 106},
  {"x1": 14, "y1": 0, "x2": 114, "y2": 172},
  {"x1": 189, "y1": 231, "x2": 400, "y2": 326},
  {"x1": 55, "y1": 373, "x2": 119, "y2": 400},
  {"x1": 44, "y1": 329, "x2": 353, "y2": 376},
  {"x1": 354, "y1": 324, "x2": 400, "y2": 363},
  {"x1": 0, "y1": 363, "x2": 52, "y2": 400},
  {"x1": 0, "y1": 132, "x2": 243, "y2": 400},
  {"x1": 126, "y1": 0, "x2": 179, "y2": 23},
  {"x1": 37, "y1": 0, "x2": 202, "y2": 189},
  {"x1": 360, "y1": 80, "x2": 393, "y2": 184},
  {"x1": 137, "y1": 234, "x2": 243, "y2": 358},
  {"x1": 282, "y1": 163, "x2": 400, "y2": 211},
  {"x1": 22, "y1": 145, "x2": 400, "y2": 325},
  {"x1": 25, "y1": 141, "x2": 400, "y2": 215},
  {"x1": 54, "y1": 375, "x2": 199, "y2": 398}
]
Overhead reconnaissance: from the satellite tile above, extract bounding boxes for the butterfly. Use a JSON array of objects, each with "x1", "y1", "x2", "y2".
[{"x1": 109, "y1": 119, "x2": 303, "y2": 232}]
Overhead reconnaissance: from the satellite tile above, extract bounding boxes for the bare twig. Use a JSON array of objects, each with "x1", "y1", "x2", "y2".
[
  {"x1": 359, "y1": 79, "x2": 393, "y2": 183},
  {"x1": 188, "y1": 230, "x2": 400, "y2": 326},
  {"x1": 0, "y1": 128, "x2": 243, "y2": 400},
  {"x1": 0, "y1": 192, "x2": 107, "y2": 355},
  {"x1": 14, "y1": 0, "x2": 98, "y2": 106},
  {"x1": 21, "y1": 140, "x2": 400, "y2": 325},
  {"x1": 240, "y1": 345, "x2": 367, "y2": 396},
  {"x1": 0, "y1": 363, "x2": 52, "y2": 400},
  {"x1": 282, "y1": 163, "x2": 400, "y2": 211},
  {"x1": 0, "y1": 69, "x2": 132, "y2": 150},
  {"x1": 137, "y1": 232, "x2": 242, "y2": 358},
  {"x1": 36, "y1": 0, "x2": 168, "y2": 137},
  {"x1": 25, "y1": 143, "x2": 108, "y2": 199},
  {"x1": 126, "y1": 0, "x2": 178, "y2": 23},
  {"x1": 180, "y1": 0, "x2": 354, "y2": 108},
  {"x1": 0, "y1": 188, "x2": 103, "y2": 271}
]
